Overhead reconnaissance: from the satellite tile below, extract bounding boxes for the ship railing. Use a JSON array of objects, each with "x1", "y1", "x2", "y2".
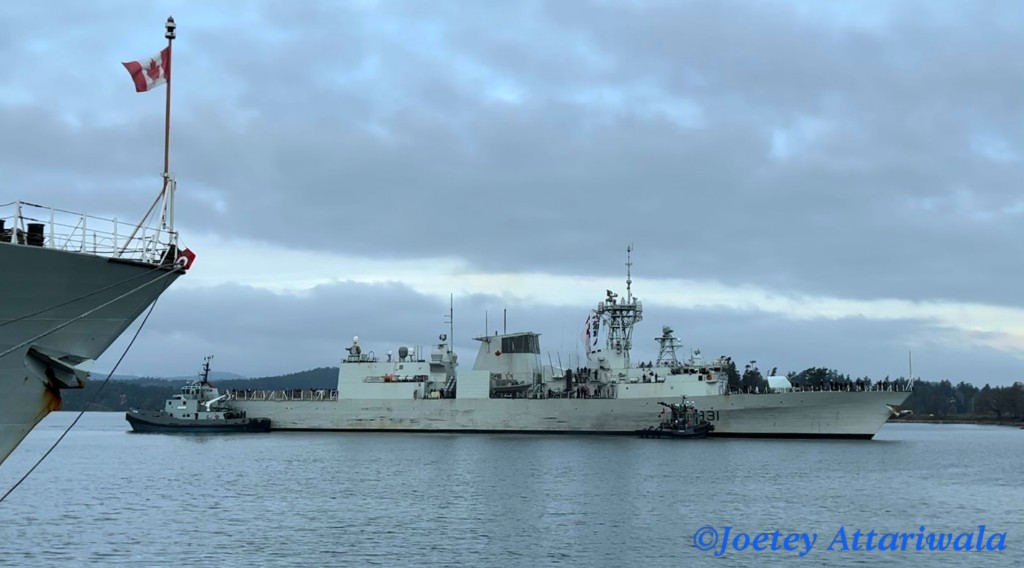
[
  {"x1": 227, "y1": 388, "x2": 340, "y2": 401},
  {"x1": 364, "y1": 374, "x2": 429, "y2": 383},
  {"x1": 0, "y1": 200, "x2": 177, "y2": 263},
  {"x1": 539, "y1": 388, "x2": 616, "y2": 399},
  {"x1": 735, "y1": 380, "x2": 915, "y2": 395},
  {"x1": 794, "y1": 381, "x2": 915, "y2": 393}
]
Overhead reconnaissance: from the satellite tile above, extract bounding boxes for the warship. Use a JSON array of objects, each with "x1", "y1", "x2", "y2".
[
  {"x1": 0, "y1": 17, "x2": 188, "y2": 465},
  {"x1": 228, "y1": 249, "x2": 913, "y2": 439},
  {"x1": 126, "y1": 356, "x2": 270, "y2": 433},
  {"x1": 0, "y1": 197, "x2": 188, "y2": 464}
]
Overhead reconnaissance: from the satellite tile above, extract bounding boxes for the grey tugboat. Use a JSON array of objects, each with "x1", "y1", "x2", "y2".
[
  {"x1": 637, "y1": 398, "x2": 714, "y2": 439},
  {"x1": 126, "y1": 356, "x2": 270, "y2": 433}
]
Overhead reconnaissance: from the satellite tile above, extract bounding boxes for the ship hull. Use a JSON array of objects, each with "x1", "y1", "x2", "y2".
[
  {"x1": 125, "y1": 410, "x2": 271, "y2": 433},
  {"x1": 229, "y1": 390, "x2": 910, "y2": 439},
  {"x1": 637, "y1": 424, "x2": 714, "y2": 439},
  {"x1": 0, "y1": 243, "x2": 180, "y2": 463}
]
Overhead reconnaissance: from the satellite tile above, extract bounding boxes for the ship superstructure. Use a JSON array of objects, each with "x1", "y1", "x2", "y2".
[{"x1": 227, "y1": 250, "x2": 912, "y2": 439}]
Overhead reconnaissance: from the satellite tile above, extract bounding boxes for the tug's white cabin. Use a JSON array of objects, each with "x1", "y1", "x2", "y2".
[{"x1": 158, "y1": 380, "x2": 235, "y2": 420}]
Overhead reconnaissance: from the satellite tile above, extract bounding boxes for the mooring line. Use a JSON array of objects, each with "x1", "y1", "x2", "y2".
[{"x1": 0, "y1": 297, "x2": 161, "y2": 504}]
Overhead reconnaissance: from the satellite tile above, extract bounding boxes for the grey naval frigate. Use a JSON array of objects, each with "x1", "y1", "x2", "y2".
[
  {"x1": 0, "y1": 16, "x2": 190, "y2": 465},
  {"x1": 228, "y1": 250, "x2": 913, "y2": 439},
  {"x1": 0, "y1": 193, "x2": 190, "y2": 464}
]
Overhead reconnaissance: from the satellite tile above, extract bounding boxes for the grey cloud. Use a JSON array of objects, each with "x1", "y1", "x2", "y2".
[{"x1": 4, "y1": 1, "x2": 1024, "y2": 310}]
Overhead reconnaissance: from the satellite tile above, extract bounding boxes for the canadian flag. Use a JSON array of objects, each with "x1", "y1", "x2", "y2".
[
  {"x1": 582, "y1": 314, "x2": 600, "y2": 353},
  {"x1": 122, "y1": 47, "x2": 171, "y2": 92},
  {"x1": 582, "y1": 315, "x2": 593, "y2": 354},
  {"x1": 176, "y1": 247, "x2": 196, "y2": 270}
]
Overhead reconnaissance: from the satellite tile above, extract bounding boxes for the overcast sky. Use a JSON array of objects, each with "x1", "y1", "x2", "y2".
[{"x1": 4, "y1": 1, "x2": 1024, "y2": 385}]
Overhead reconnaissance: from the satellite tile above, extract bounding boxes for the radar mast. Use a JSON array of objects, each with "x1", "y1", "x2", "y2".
[
  {"x1": 591, "y1": 246, "x2": 643, "y2": 369},
  {"x1": 655, "y1": 326, "x2": 681, "y2": 367}
]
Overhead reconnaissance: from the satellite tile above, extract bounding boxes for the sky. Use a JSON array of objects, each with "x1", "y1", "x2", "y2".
[{"x1": 3, "y1": 1, "x2": 1024, "y2": 385}]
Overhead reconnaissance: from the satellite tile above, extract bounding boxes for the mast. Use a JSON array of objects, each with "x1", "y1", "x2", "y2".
[
  {"x1": 592, "y1": 246, "x2": 643, "y2": 369},
  {"x1": 200, "y1": 355, "x2": 212, "y2": 383},
  {"x1": 626, "y1": 244, "x2": 633, "y2": 303},
  {"x1": 655, "y1": 326, "x2": 681, "y2": 367},
  {"x1": 116, "y1": 16, "x2": 179, "y2": 257},
  {"x1": 161, "y1": 16, "x2": 176, "y2": 236},
  {"x1": 445, "y1": 294, "x2": 454, "y2": 355}
]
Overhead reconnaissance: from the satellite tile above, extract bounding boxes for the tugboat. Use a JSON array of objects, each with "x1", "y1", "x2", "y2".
[
  {"x1": 126, "y1": 356, "x2": 271, "y2": 433},
  {"x1": 637, "y1": 398, "x2": 715, "y2": 439}
]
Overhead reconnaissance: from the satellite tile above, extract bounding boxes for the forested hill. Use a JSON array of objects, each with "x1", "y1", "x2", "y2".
[{"x1": 62, "y1": 367, "x2": 338, "y2": 412}]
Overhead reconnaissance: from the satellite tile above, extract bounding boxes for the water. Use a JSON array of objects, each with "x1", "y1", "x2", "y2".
[{"x1": 0, "y1": 413, "x2": 1020, "y2": 567}]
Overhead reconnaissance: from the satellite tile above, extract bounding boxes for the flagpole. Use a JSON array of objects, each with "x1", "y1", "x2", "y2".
[
  {"x1": 163, "y1": 16, "x2": 176, "y2": 237},
  {"x1": 116, "y1": 17, "x2": 177, "y2": 258}
]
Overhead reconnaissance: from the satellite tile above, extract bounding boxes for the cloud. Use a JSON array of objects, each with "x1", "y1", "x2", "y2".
[{"x1": 4, "y1": 1, "x2": 1023, "y2": 384}]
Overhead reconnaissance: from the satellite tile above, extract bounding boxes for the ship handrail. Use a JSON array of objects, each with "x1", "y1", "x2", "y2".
[
  {"x1": 538, "y1": 388, "x2": 616, "y2": 399},
  {"x1": 363, "y1": 374, "x2": 429, "y2": 383},
  {"x1": 0, "y1": 200, "x2": 177, "y2": 263},
  {"x1": 733, "y1": 381, "x2": 915, "y2": 395},
  {"x1": 227, "y1": 388, "x2": 340, "y2": 402}
]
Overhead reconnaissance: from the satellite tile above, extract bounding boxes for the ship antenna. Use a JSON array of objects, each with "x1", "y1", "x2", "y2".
[
  {"x1": 626, "y1": 244, "x2": 633, "y2": 303},
  {"x1": 201, "y1": 355, "x2": 212, "y2": 383}
]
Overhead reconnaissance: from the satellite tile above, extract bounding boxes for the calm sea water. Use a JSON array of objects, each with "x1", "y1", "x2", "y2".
[{"x1": 0, "y1": 413, "x2": 1021, "y2": 567}]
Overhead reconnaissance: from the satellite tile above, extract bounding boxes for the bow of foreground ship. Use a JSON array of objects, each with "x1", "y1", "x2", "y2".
[
  {"x1": 0, "y1": 199, "x2": 188, "y2": 464},
  {"x1": 0, "y1": 17, "x2": 191, "y2": 465},
  {"x1": 227, "y1": 249, "x2": 913, "y2": 439}
]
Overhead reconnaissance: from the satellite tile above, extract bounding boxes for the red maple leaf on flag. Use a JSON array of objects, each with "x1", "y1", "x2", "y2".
[
  {"x1": 122, "y1": 47, "x2": 170, "y2": 92},
  {"x1": 145, "y1": 58, "x2": 162, "y2": 80}
]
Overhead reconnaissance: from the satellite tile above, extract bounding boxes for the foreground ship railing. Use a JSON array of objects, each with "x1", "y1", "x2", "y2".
[{"x1": 0, "y1": 199, "x2": 178, "y2": 264}]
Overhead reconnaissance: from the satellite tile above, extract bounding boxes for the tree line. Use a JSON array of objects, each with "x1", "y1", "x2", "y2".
[
  {"x1": 725, "y1": 362, "x2": 1024, "y2": 420},
  {"x1": 61, "y1": 367, "x2": 338, "y2": 412}
]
